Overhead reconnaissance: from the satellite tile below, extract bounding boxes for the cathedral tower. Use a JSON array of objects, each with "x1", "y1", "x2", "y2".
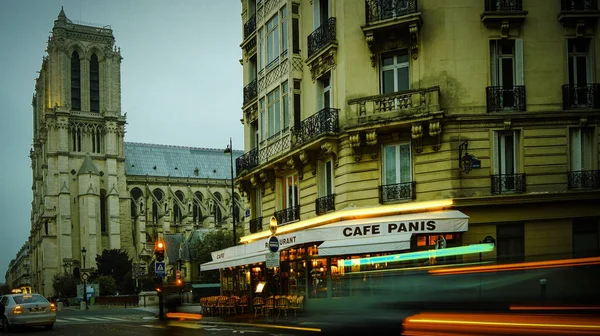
[{"x1": 30, "y1": 8, "x2": 130, "y2": 295}]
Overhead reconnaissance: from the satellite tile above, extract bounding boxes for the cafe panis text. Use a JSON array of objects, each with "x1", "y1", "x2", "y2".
[{"x1": 343, "y1": 221, "x2": 437, "y2": 237}]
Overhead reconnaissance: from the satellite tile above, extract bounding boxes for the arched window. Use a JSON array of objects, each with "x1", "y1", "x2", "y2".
[
  {"x1": 193, "y1": 191, "x2": 203, "y2": 224},
  {"x1": 213, "y1": 192, "x2": 223, "y2": 225},
  {"x1": 173, "y1": 190, "x2": 184, "y2": 224},
  {"x1": 100, "y1": 189, "x2": 107, "y2": 233},
  {"x1": 71, "y1": 51, "x2": 81, "y2": 110},
  {"x1": 130, "y1": 187, "x2": 143, "y2": 217},
  {"x1": 233, "y1": 193, "x2": 241, "y2": 223},
  {"x1": 90, "y1": 53, "x2": 100, "y2": 112},
  {"x1": 152, "y1": 189, "x2": 164, "y2": 224}
]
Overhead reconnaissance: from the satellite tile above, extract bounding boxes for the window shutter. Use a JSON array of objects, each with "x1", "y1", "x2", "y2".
[
  {"x1": 490, "y1": 40, "x2": 498, "y2": 86},
  {"x1": 515, "y1": 39, "x2": 524, "y2": 86}
]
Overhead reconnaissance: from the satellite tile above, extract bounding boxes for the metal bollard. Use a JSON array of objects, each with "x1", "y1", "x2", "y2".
[{"x1": 540, "y1": 278, "x2": 547, "y2": 300}]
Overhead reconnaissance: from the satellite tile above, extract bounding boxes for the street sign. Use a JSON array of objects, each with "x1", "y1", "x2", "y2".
[
  {"x1": 155, "y1": 262, "x2": 166, "y2": 277},
  {"x1": 268, "y1": 236, "x2": 279, "y2": 253},
  {"x1": 80, "y1": 272, "x2": 89, "y2": 281},
  {"x1": 132, "y1": 263, "x2": 147, "y2": 279},
  {"x1": 266, "y1": 252, "x2": 280, "y2": 268}
]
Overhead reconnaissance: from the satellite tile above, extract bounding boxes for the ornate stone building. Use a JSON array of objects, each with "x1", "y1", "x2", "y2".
[
  {"x1": 29, "y1": 8, "x2": 246, "y2": 296},
  {"x1": 4, "y1": 242, "x2": 31, "y2": 290}
]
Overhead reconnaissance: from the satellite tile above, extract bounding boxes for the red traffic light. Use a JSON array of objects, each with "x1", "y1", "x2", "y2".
[
  {"x1": 176, "y1": 279, "x2": 183, "y2": 286},
  {"x1": 156, "y1": 241, "x2": 165, "y2": 251}
]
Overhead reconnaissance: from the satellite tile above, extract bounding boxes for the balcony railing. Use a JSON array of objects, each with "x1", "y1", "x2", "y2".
[
  {"x1": 259, "y1": 133, "x2": 291, "y2": 165},
  {"x1": 315, "y1": 194, "x2": 335, "y2": 215},
  {"x1": 561, "y1": 0, "x2": 598, "y2": 10},
  {"x1": 347, "y1": 86, "x2": 440, "y2": 125},
  {"x1": 562, "y1": 84, "x2": 600, "y2": 109},
  {"x1": 568, "y1": 170, "x2": 600, "y2": 189},
  {"x1": 243, "y1": 78, "x2": 257, "y2": 106},
  {"x1": 235, "y1": 147, "x2": 259, "y2": 176},
  {"x1": 486, "y1": 86, "x2": 526, "y2": 112},
  {"x1": 365, "y1": 0, "x2": 418, "y2": 24},
  {"x1": 249, "y1": 216, "x2": 263, "y2": 233},
  {"x1": 379, "y1": 182, "x2": 415, "y2": 203},
  {"x1": 308, "y1": 17, "x2": 336, "y2": 58},
  {"x1": 292, "y1": 108, "x2": 339, "y2": 147},
  {"x1": 491, "y1": 173, "x2": 526, "y2": 194},
  {"x1": 244, "y1": 13, "x2": 256, "y2": 40},
  {"x1": 274, "y1": 206, "x2": 300, "y2": 225},
  {"x1": 485, "y1": 0, "x2": 523, "y2": 11}
]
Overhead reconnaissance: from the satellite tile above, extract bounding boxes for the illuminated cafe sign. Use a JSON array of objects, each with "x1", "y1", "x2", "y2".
[{"x1": 342, "y1": 221, "x2": 436, "y2": 237}]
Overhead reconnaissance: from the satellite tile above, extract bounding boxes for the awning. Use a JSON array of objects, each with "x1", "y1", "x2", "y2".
[
  {"x1": 318, "y1": 234, "x2": 412, "y2": 256},
  {"x1": 201, "y1": 251, "x2": 267, "y2": 271}
]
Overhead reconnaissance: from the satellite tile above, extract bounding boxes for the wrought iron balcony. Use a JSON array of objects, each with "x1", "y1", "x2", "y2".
[
  {"x1": 365, "y1": 0, "x2": 418, "y2": 24},
  {"x1": 562, "y1": 84, "x2": 600, "y2": 109},
  {"x1": 561, "y1": 0, "x2": 598, "y2": 11},
  {"x1": 485, "y1": 0, "x2": 523, "y2": 11},
  {"x1": 315, "y1": 194, "x2": 335, "y2": 215},
  {"x1": 347, "y1": 86, "x2": 440, "y2": 126},
  {"x1": 243, "y1": 78, "x2": 257, "y2": 106},
  {"x1": 274, "y1": 206, "x2": 300, "y2": 225},
  {"x1": 307, "y1": 17, "x2": 336, "y2": 58},
  {"x1": 249, "y1": 216, "x2": 263, "y2": 233},
  {"x1": 568, "y1": 170, "x2": 600, "y2": 189},
  {"x1": 291, "y1": 108, "x2": 339, "y2": 148},
  {"x1": 379, "y1": 182, "x2": 415, "y2": 203},
  {"x1": 243, "y1": 13, "x2": 256, "y2": 40},
  {"x1": 491, "y1": 173, "x2": 526, "y2": 194},
  {"x1": 486, "y1": 86, "x2": 526, "y2": 112},
  {"x1": 235, "y1": 147, "x2": 259, "y2": 176}
]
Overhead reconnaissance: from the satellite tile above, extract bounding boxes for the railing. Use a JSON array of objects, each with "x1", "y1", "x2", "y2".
[
  {"x1": 274, "y1": 206, "x2": 300, "y2": 225},
  {"x1": 244, "y1": 13, "x2": 257, "y2": 40},
  {"x1": 315, "y1": 194, "x2": 335, "y2": 215},
  {"x1": 561, "y1": 0, "x2": 598, "y2": 11},
  {"x1": 365, "y1": 0, "x2": 418, "y2": 24},
  {"x1": 243, "y1": 78, "x2": 257, "y2": 106},
  {"x1": 484, "y1": 0, "x2": 523, "y2": 11},
  {"x1": 235, "y1": 147, "x2": 258, "y2": 176},
  {"x1": 347, "y1": 86, "x2": 440, "y2": 125},
  {"x1": 379, "y1": 182, "x2": 415, "y2": 203},
  {"x1": 259, "y1": 133, "x2": 291, "y2": 165},
  {"x1": 491, "y1": 173, "x2": 526, "y2": 194},
  {"x1": 486, "y1": 86, "x2": 526, "y2": 112},
  {"x1": 249, "y1": 217, "x2": 263, "y2": 233},
  {"x1": 568, "y1": 170, "x2": 600, "y2": 189},
  {"x1": 562, "y1": 84, "x2": 600, "y2": 109},
  {"x1": 292, "y1": 108, "x2": 339, "y2": 147},
  {"x1": 307, "y1": 17, "x2": 337, "y2": 58}
]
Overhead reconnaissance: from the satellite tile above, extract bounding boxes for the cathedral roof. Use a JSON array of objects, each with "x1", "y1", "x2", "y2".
[
  {"x1": 124, "y1": 142, "x2": 243, "y2": 179},
  {"x1": 78, "y1": 153, "x2": 100, "y2": 175}
]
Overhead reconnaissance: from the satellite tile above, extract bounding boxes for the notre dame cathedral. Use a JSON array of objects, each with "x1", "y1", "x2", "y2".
[{"x1": 29, "y1": 8, "x2": 246, "y2": 296}]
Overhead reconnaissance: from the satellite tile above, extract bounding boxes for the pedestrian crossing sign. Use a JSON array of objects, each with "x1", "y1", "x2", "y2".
[{"x1": 155, "y1": 262, "x2": 166, "y2": 277}]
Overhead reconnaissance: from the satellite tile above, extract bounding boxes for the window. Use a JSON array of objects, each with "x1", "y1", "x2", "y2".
[
  {"x1": 130, "y1": 188, "x2": 143, "y2": 218},
  {"x1": 90, "y1": 53, "x2": 100, "y2": 112},
  {"x1": 318, "y1": 159, "x2": 334, "y2": 197},
  {"x1": 193, "y1": 191, "x2": 203, "y2": 224},
  {"x1": 266, "y1": 15, "x2": 279, "y2": 66},
  {"x1": 71, "y1": 125, "x2": 82, "y2": 152},
  {"x1": 382, "y1": 143, "x2": 412, "y2": 185},
  {"x1": 260, "y1": 98, "x2": 266, "y2": 141},
  {"x1": 71, "y1": 51, "x2": 81, "y2": 111},
  {"x1": 254, "y1": 187, "x2": 262, "y2": 218},
  {"x1": 567, "y1": 39, "x2": 592, "y2": 87},
  {"x1": 91, "y1": 128, "x2": 102, "y2": 154},
  {"x1": 570, "y1": 127, "x2": 594, "y2": 171},
  {"x1": 281, "y1": 5, "x2": 288, "y2": 56},
  {"x1": 213, "y1": 192, "x2": 223, "y2": 225},
  {"x1": 490, "y1": 39, "x2": 524, "y2": 110},
  {"x1": 313, "y1": 0, "x2": 329, "y2": 28},
  {"x1": 493, "y1": 131, "x2": 518, "y2": 176},
  {"x1": 496, "y1": 223, "x2": 524, "y2": 262},
  {"x1": 267, "y1": 87, "x2": 281, "y2": 137},
  {"x1": 100, "y1": 190, "x2": 107, "y2": 233},
  {"x1": 282, "y1": 174, "x2": 299, "y2": 209},
  {"x1": 573, "y1": 217, "x2": 600, "y2": 258},
  {"x1": 282, "y1": 81, "x2": 289, "y2": 131},
  {"x1": 317, "y1": 72, "x2": 332, "y2": 109},
  {"x1": 173, "y1": 191, "x2": 184, "y2": 225},
  {"x1": 258, "y1": 28, "x2": 265, "y2": 71},
  {"x1": 380, "y1": 50, "x2": 409, "y2": 94},
  {"x1": 152, "y1": 189, "x2": 163, "y2": 225},
  {"x1": 294, "y1": 80, "x2": 301, "y2": 128},
  {"x1": 292, "y1": 4, "x2": 300, "y2": 54}
]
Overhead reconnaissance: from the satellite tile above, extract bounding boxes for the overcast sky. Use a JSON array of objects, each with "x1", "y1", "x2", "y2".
[{"x1": 0, "y1": 0, "x2": 243, "y2": 282}]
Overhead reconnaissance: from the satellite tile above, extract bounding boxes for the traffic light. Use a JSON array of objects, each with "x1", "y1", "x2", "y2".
[
  {"x1": 155, "y1": 240, "x2": 166, "y2": 262},
  {"x1": 176, "y1": 278, "x2": 183, "y2": 286}
]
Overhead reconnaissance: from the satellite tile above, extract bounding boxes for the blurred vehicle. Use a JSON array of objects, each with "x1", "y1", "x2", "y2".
[{"x1": 0, "y1": 293, "x2": 57, "y2": 331}]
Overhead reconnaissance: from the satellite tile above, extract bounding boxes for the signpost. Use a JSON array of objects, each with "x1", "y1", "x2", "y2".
[
  {"x1": 266, "y1": 216, "x2": 280, "y2": 269},
  {"x1": 266, "y1": 252, "x2": 280, "y2": 268},
  {"x1": 155, "y1": 262, "x2": 166, "y2": 277}
]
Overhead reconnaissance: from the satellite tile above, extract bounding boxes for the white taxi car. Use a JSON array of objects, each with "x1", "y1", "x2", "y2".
[{"x1": 0, "y1": 293, "x2": 56, "y2": 331}]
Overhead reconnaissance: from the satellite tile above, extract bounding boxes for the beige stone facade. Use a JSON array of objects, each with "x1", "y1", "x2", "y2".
[
  {"x1": 29, "y1": 9, "x2": 248, "y2": 296},
  {"x1": 235, "y1": 0, "x2": 600, "y2": 262},
  {"x1": 4, "y1": 243, "x2": 31, "y2": 290}
]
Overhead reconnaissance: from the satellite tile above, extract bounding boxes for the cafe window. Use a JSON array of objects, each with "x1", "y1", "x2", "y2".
[{"x1": 496, "y1": 223, "x2": 524, "y2": 262}]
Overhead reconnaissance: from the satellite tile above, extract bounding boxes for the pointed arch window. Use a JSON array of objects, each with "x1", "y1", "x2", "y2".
[
  {"x1": 173, "y1": 190, "x2": 184, "y2": 225},
  {"x1": 90, "y1": 54, "x2": 100, "y2": 112},
  {"x1": 213, "y1": 192, "x2": 223, "y2": 225},
  {"x1": 130, "y1": 188, "x2": 143, "y2": 218},
  {"x1": 152, "y1": 189, "x2": 164, "y2": 225},
  {"x1": 233, "y1": 193, "x2": 241, "y2": 223},
  {"x1": 193, "y1": 192, "x2": 204, "y2": 224},
  {"x1": 71, "y1": 51, "x2": 81, "y2": 111},
  {"x1": 100, "y1": 189, "x2": 107, "y2": 233}
]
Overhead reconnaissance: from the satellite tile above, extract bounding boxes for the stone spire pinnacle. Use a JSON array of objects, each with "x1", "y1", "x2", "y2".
[
  {"x1": 57, "y1": 6, "x2": 67, "y2": 22},
  {"x1": 78, "y1": 153, "x2": 100, "y2": 175}
]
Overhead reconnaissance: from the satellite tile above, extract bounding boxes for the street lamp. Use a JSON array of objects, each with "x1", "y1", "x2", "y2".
[
  {"x1": 81, "y1": 247, "x2": 88, "y2": 310},
  {"x1": 224, "y1": 137, "x2": 237, "y2": 246}
]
